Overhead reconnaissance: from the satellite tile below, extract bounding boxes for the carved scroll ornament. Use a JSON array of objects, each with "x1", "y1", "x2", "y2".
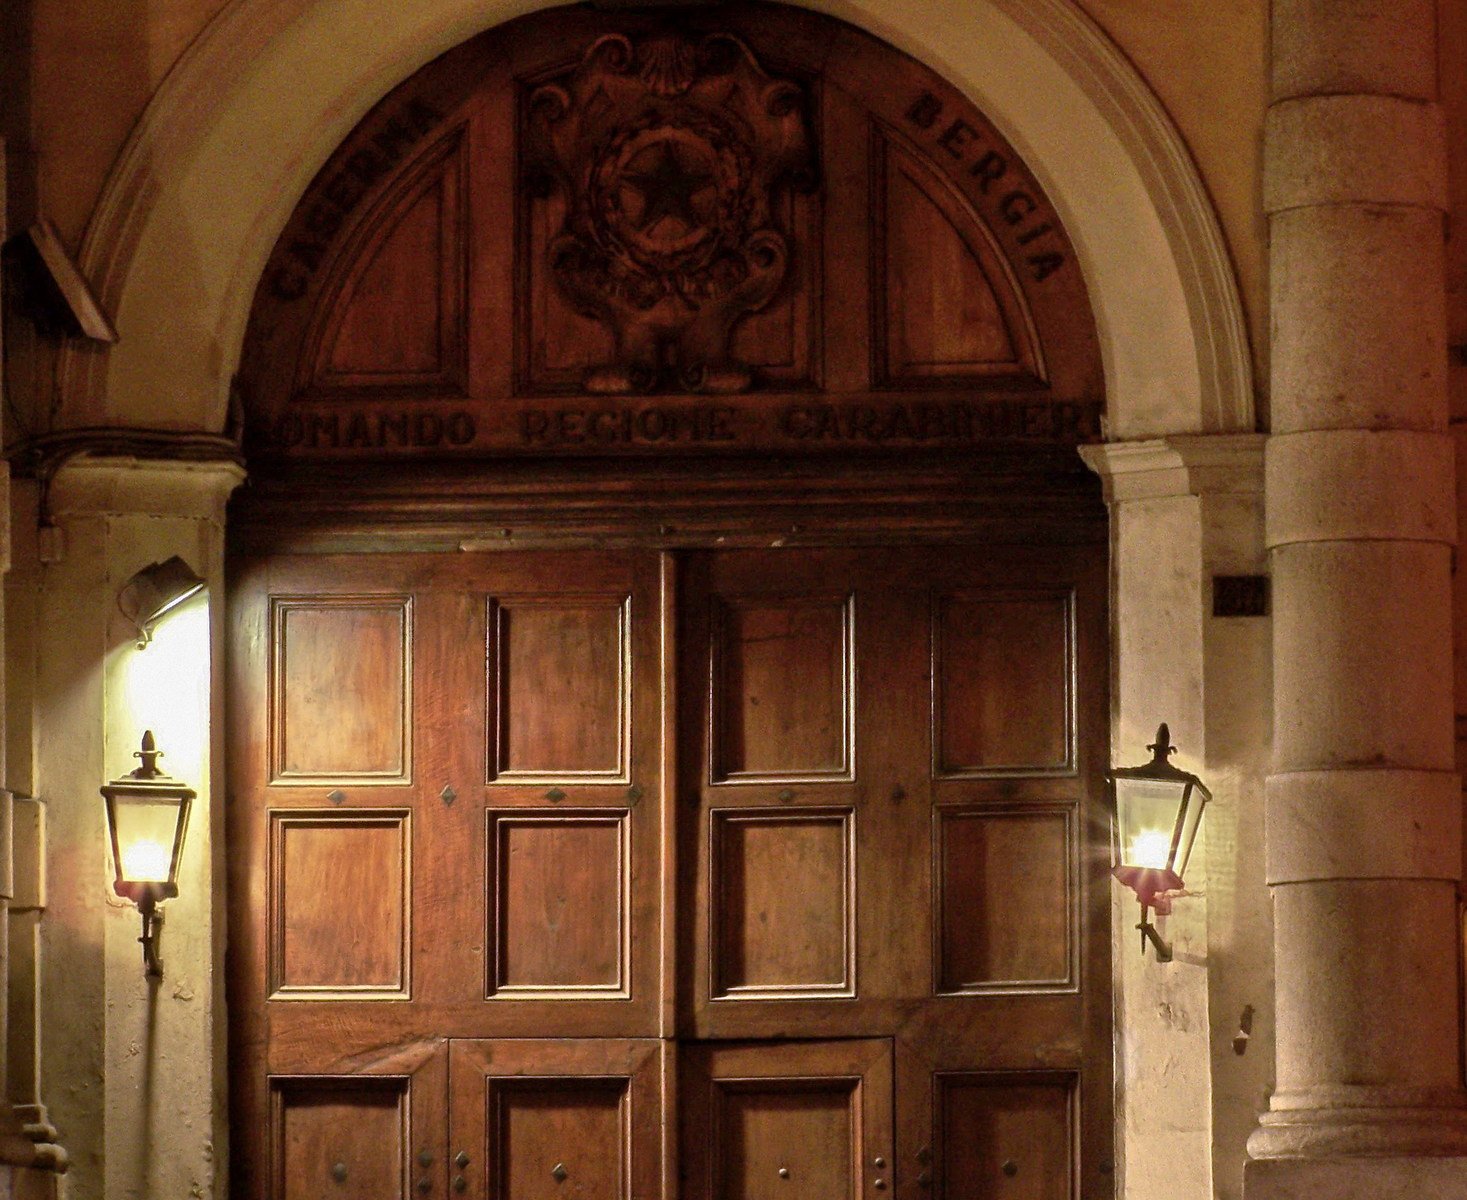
[{"x1": 526, "y1": 32, "x2": 812, "y2": 394}]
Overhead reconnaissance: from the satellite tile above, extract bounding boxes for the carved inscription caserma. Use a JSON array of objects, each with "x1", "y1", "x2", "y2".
[{"x1": 237, "y1": 3, "x2": 1103, "y2": 462}]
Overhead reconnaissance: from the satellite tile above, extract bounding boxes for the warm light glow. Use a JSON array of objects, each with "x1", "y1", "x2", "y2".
[
  {"x1": 120, "y1": 838, "x2": 171, "y2": 882},
  {"x1": 120, "y1": 595, "x2": 209, "y2": 786},
  {"x1": 1128, "y1": 830, "x2": 1172, "y2": 869}
]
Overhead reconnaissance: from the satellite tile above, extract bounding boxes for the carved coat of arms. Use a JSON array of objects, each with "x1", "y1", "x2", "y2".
[{"x1": 526, "y1": 32, "x2": 812, "y2": 394}]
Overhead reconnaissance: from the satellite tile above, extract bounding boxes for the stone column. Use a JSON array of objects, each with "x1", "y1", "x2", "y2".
[
  {"x1": 1246, "y1": 0, "x2": 1467, "y2": 1193},
  {"x1": 1084, "y1": 433, "x2": 1271, "y2": 1200}
]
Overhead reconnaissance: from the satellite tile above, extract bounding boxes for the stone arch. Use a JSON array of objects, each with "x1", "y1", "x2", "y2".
[
  {"x1": 60, "y1": 0, "x2": 1251, "y2": 439},
  {"x1": 37, "y1": 5, "x2": 1266, "y2": 1198}
]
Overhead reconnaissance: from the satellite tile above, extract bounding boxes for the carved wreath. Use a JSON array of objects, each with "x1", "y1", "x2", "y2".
[{"x1": 526, "y1": 32, "x2": 812, "y2": 394}]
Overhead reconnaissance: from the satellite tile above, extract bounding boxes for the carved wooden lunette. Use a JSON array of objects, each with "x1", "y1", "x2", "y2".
[{"x1": 525, "y1": 32, "x2": 812, "y2": 394}]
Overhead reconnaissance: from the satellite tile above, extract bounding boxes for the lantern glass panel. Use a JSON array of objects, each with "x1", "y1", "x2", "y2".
[
  {"x1": 1113, "y1": 776, "x2": 1187, "y2": 871},
  {"x1": 108, "y1": 794, "x2": 187, "y2": 885},
  {"x1": 1172, "y1": 782, "x2": 1208, "y2": 880}
]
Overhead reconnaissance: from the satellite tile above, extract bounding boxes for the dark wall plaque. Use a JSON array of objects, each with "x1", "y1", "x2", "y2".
[{"x1": 1213, "y1": 575, "x2": 1270, "y2": 618}]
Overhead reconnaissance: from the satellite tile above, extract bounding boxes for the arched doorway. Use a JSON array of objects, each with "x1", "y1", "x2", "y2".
[
  {"x1": 225, "y1": 6, "x2": 1112, "y2": 1196},
  {"x1": 31, "y1": 0, "x2": 1262, "y2": 1192}
]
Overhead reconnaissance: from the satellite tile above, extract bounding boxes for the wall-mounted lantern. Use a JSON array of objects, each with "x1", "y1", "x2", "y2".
[
  {"x1": 102, "y1": 732, "x2": 194, "y2": 979},
  {"x1": 1107, "y1": 723, "x2": 1210, "y2": 962},
  {"x1": 116, "y1": 556, "x2": 205, "y2": 648}
]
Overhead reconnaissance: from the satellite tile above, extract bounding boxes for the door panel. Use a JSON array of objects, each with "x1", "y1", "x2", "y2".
[
  {"x1": 938, "y1": 1073, "x2": 1075, "y2": 1200},
  {"x1": 710, "y1": 807, "x2": 855, "y2": 999},
  {"x1": 895, "y1": 1038, "x2": 1078, "y2": 1200},
  {"x1": 488, "y1": 809, "x2": 629, "y2": 997},
  {"x1": 448, "y1": 1039, "x2": 663, "y2": 1200},
  {"x1": 269, "y1": 807, "x2": 412, "y2": 998},
  {"x1": 271, "y1": 595, "x2": 413, "y2": 783},
  {"x1": 277, "y1": 1079, "x2": 402, "y2": 1199},
  {"x1": 932, "y1": 591, "x2": 1074, "y2": 777},
  {"x1": 491, "y1": 595, "x2": 630, "y2": 781},
  {"x1": 268, "y1": 1041, "x2": 446, "y2": 1200},
  {"x1": 934, "y1": 805, "x2": 1074, "y2": 993},
  {"x1": 681, "y1": 1040, "x2": 893, "y2": 1200},
  {"x1": 710, "y1": 594, "x2": 855, "y2": 782}
]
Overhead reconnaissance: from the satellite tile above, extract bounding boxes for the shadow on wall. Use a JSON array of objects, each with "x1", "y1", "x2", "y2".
[{"x1": 6, "y1": 0, "x2": 225, "y2": 434}]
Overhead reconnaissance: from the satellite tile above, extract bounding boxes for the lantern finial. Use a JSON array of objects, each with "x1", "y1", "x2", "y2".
[
  {"x1": 132, "y1": 730, "x2": 164, "y2": 778},
  {"x1": 1147, "y1": 723, "x2": 1176, "y2": 762}
]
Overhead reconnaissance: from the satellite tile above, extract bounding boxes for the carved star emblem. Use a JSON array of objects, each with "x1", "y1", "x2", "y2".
[{"x1": 621, "y1": 141, "x2": 715, "y2": 235}]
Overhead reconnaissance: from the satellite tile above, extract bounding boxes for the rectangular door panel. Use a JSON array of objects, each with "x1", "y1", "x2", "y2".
[
  {"x1": 896, "y1": 1038, "x2": 1096, "y2": 1200},
  {"x1": 276, "y1": 1078, "x2": 406, "y2": 1200},
  {"x1": 272, "y1": 595, "x2": 413, "y2": 784},
  {"x1": 448, "y1": 1039, "x2": 663, "y2": 1200},
  {"x1": 932, "y1": 590, "x2": 1074, "y2": 778},
  {"x1": 270, "y1": 808, "x2": 412, "y2": 998},
  {"x1": 488, "y1": 808, "x2": 629, "y2": 998},
  {"x1": 936, "y1": 1073, "x2": 1075, "y2": 1200},
  {"x1": 682, "y1": 1040, "x2": 892, "y2": 1200},
  {"x1": 496, "y1": 1079, "x2": 624, "y2": 1198},
  {"x1": 933, "y1": 805, "x2": 1075, "y2": 994},
  {"x1": 711, "y1": 594, "x2": 855, "y2": 782},
  {"x1": 710, "y1": 807, "x2": 855, "y2": 999},
  {"x1": 491, "y1": 595, "x2": 630, "y2": 781},
  {"x1": 260, "y1": 1041, "x2": 446, "y2": 1200}
]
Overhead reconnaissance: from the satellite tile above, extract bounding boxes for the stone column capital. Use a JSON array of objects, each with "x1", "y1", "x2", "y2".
[
  {"x1": 1081, "y1": 433, "x2": 1265, "y2": 503},
  {"x1": 46, "y1": 457, "x2": 245, "y2": 526}
]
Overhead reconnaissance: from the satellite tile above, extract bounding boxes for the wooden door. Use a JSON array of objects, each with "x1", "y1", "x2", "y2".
[
  {"x1": 228, "y1": 5, "x2": 1114, "y2": 1194},
  {"x1": 229, "y1": 542, "x2": 1108, "y2": 1198},
  {"x1": 228, "y1": 550, "x2": 668, "y2": 1199},
  {"x1": 679, "y1": 545, "x2": 1110, "y2": 1197}
]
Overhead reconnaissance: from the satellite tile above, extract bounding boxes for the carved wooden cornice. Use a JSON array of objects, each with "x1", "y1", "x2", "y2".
[{"x1": 230, "y1": 450, "x2": 1104, "y2": 553}]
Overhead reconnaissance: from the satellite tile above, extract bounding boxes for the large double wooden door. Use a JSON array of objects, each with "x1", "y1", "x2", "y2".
[{"x1": 227, "y1": 543, "x2": 1109, "y2": 1199}]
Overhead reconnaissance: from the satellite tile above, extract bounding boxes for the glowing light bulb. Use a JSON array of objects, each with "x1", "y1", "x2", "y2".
[
  {"x1": 121, "y1": 839, "x2": 171, "y2": 882},
  {"x1": 1128, "y1": 830, "x2": 1172, "y2": 870}
]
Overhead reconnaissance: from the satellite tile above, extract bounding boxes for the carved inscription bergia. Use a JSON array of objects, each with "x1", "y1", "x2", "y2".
[{"x1": 525, "y1": 32, "x2": 812, "y2": 395}]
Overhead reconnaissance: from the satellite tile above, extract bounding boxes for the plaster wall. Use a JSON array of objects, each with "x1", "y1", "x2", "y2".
[
  {"x1": 9, "y1": 0, "x2": 230, "y2": 248},
  {"x1": 7, "y1": 463, "x2": 238, "y2": 1200},
  {"x1": 1076, "y1": 0, "x2": 1267, "y2": 415},
  {"x1": 1112, "y1": 492, "x2": 1214, "y2": 1200}
]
